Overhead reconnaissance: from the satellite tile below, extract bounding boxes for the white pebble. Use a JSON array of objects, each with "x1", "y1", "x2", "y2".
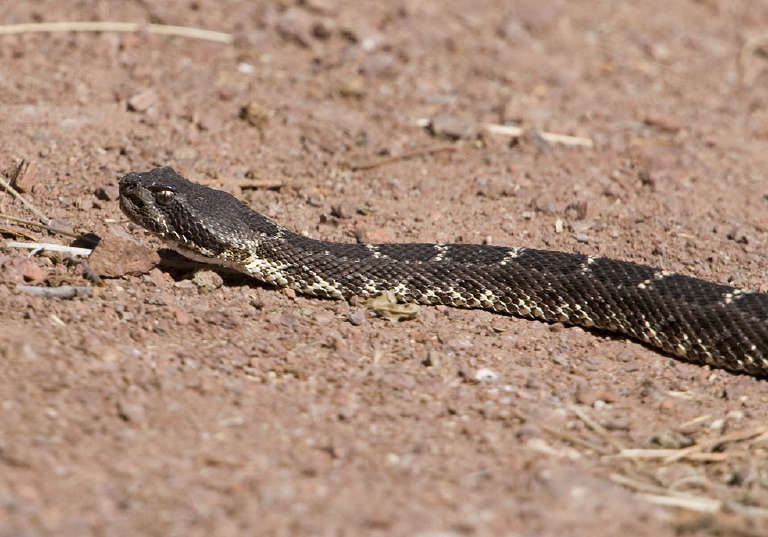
[{"x1": 475, "y1": 368, "x2": 498, "y2": 382}]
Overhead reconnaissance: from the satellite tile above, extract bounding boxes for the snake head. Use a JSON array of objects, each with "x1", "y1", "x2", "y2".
[
  {"x1": 118, "y1": 166, "x2": 273, "y2": 263},
  {"x1": 118, "y1": 167, "x2": 198, "y2": 240}
]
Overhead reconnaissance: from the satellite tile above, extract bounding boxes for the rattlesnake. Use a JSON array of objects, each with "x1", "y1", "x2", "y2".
[{"x1": 119, "y1": 166, "x2": 768, "y2": 377}]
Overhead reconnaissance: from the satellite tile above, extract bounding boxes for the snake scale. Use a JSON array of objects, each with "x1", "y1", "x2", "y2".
[{"x1": 119, "y1": 166, "x2": 768, "y2": 378}]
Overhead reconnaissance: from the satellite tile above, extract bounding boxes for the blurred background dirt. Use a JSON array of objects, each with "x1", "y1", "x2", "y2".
[{"x1": 2, "y1": 1, "x2": 768, "y2": 536}]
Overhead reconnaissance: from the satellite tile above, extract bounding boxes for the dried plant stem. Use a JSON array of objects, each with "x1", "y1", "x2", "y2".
[{"x1": 0, "y1": 21, "x2": 233, "y2": 44}]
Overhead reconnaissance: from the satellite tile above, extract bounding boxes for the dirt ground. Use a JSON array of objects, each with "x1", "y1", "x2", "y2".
[{"x1": 2, "y1": 1, "x2": 768, "y2": 535}]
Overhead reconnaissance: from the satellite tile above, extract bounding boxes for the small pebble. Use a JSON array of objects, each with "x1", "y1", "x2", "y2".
[
  {"x1": 12, "y1": 160, "x2": 47, "y2": 193},
  {"x1": 337, "y1": 77, "x2": 366, "y2": 98},
  {"x1": 428, "y1": 113, "x2": 478, "y2": 140},
  {"x1": 331, "y1": 203, "x2": 355, "y2": 219},
  {"x1": 281, "y1": 288, "x2": 297, "y2": 299},
  {"x1": 202, "y1": 309, "x2": 239, "y2": 329},
  {"x1": 240, "y1": 101, "x2": 272, "y2": 128},
  {"x1": 192, "y1": 270, "x2": 224, "y2": 291},
  {"x1": 475, "y1": 176, "x2": 517, "y2": 199},
  {"x1": 365, "y1": 228, "x2": 393, "y2": 243},
  {"x1": 116, "y1": 399, "x2": 146, "y2": 423},
  {"x1": 345, "y1": 309, "x2": 366, "y2": 326},
  {"x1": 276, "y1": 7, "x2": 315, "y2": 47},
  {"x1": 312, "y1": 18, "x2": 335, "y2": 39},
  {"x1": 94, "y1": 184, "x2": 120, "y2": 201},
  {"x1": 127, "y1": 88, "x2": 158, "y2": 112},
  {"x1": 172, "y1": 308, "x2": 192, "y2": 326},
  {"x1": 475, "y1": 368, "x2": 499, "y2": 382},
  {"x1": 422, "y1": 349, "x2": 442, "y2": 368},
  {"x1": 360, "y1": 51, "x2": 398, "y2": 78},
  {"x1": 21, "y1": 260, "x2": 47, "y2": 282},
  {"x1": 644, "y1": 114, "x2": 682, "y2": 132}
]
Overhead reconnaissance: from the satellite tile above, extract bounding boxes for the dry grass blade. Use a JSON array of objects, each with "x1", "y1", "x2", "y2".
[
  {"x1": 0, "y1": 21, "x2": 233, "y2": 43},
  {"x1": 482, "y1": 123, "x2": 594, "y2": 147},
  {"x1": 610, "y1": 473, "x2": 721, "y2": 513},
  {"x1": 637, "y1": 492, "x2": 722, "y2": 513},
  {"x1": 663, "y1": 425, "x2": 768, "y2": 464},
  {"x1": 512, "y1": 408, "x2": 612, "y2": 456},
  {"x1": 612, "y1": 448, "x2": 729, "y2": 463},
  {"x1": 569, "y1": 404, "x2": 626, "y2": 453},
  {"x1": 415, "y1": 118, "x2": 594, "y2": 147}
]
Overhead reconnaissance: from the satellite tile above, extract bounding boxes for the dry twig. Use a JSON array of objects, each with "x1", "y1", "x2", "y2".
[
  {"x1": 6, "y1": 241, "x2": 93, "y2": 257},
  {"x1": 348, "y1": 145, "x2": 460, "y2": 171},
  {"x1": 512, "y1": 408, "x2": 612, "y2": 456},
  {"x1": 197, "y1": 178, "x2": 284, "y2": 190},
  {"x1": 0, "y1": 21, "x2": 233, "y2": 44}
]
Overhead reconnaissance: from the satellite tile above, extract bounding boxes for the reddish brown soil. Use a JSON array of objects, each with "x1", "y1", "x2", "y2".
[{"x1": 2, "y1": 1, "x2": 768, "y2": 536}]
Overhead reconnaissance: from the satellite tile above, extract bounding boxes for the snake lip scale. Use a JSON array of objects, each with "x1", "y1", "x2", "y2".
[{"x1": 119, "y1": 166, "x2": 768, "y2": 378}]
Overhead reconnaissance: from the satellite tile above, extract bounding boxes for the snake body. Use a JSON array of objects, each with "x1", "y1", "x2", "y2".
[{"x1": 119, "y1": 166, "x2": 768, "y2": 377}]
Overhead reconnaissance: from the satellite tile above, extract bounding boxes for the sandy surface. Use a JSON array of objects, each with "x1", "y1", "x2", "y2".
[{"x1": 2, "y1": 1, "x2": 768, "y2": 536}]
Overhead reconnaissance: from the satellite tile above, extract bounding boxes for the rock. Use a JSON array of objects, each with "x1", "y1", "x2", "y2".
[
  {"x1": 515, "y1": 4, "x2": 561, "y2": 33},
  {"x1": 312, "y1": 18, "x2": 335, "y2": 40},
  {"x1": 340, "y1": 22, "x2": 387, "y2": 52},
  {"x1": 362, "y1": 290, "x2": 419, "y2": 322},
  {"x1": 9, "y1": 160, "x2": 49, "y2": 194},
  {"x1": 192, "y1": 269, "x2": 224, "y2": 291},
  {"x1": 428, "y1": 113, "x2": 478, "y2": 140},
  {"x1": 337, "y1": 77, "x2": 366, "y2": 99},
  {"x1": 277, "y1": 7, "x2": 315, "y2": 47},
  {"x1": 365, "y1": 228, "x2": 394, "y2": 243},
  {"x1": 303, "y1": 0, "x2": 338, "y2": 15},
  {"x1": 94, "y1": 184, "x2": 119, "y2": 201},
  {"x1": 475, "y1": 176, "x2": 517, "y2": 199},
  {"x1": 87, "y1": 231, "x2": 160, "y2": 277},
  {"x1": 127, "y1": 88, "x2": 158, "y2": 112},
  {"x1": 644, "y1": 114, "x2": 683, "y2": 132},
  {"x1": 475, "y1": 368, "x2": 499, "y2": 382},
  {"x1": 21, "y1": 260, "x2": 47, "y2": 282},
  {"x1": 202, "y1": 309, "x2": 239, "y2": 329},
  {"x1": 345, "y1": 309, "x2": 366, "y2": 326},
  {"x1": 281, "y1": 287, "x2": 297, "y2": 299},
  {"x1": 330, "y1": 203, "x2": 355, "y2": 219},
  {"x1": 116, "y1": 398, "x2": 146, "y2": 423},
  {"x1": 360, "y1": 51, "x2": 398, "y2": 78},
  {"x1": 240, "y1": 101, "x2": 272, "y2": 128},
  {"x1": 171, "y1": 308, "x2": 192, "y2": 326}
]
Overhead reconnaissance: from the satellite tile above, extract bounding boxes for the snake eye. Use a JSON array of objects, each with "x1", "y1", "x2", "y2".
[{"x1": 154, "y1": 189, "x2": 175, "y2": 206}]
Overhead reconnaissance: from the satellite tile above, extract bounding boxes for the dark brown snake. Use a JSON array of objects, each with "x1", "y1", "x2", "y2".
[{"x1": 119, "y1": 166, "x2": 768, "y2": 378}]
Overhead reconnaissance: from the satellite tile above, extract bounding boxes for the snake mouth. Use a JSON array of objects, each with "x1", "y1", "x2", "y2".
[
  {"x1": 118, "y1": 173, "x2": 167, "y2": 235},
  {"x1": 117, "y1": 182, "x2": 143, "y2": 222}
]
